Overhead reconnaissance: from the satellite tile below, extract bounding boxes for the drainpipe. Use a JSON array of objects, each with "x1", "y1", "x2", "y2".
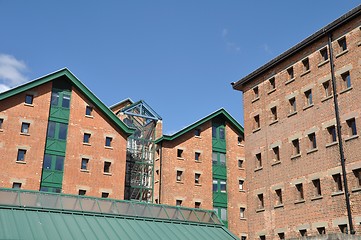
[
  {"x1": 328, "y1": 33, "x2": 355, "y2": 235},
  {"x1": 158, "y1": 142, "x2": 162, "y2": 203}
]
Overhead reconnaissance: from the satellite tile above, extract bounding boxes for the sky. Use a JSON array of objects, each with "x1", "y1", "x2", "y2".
[{"x1": 0, "y1": 1, "x2": 360, "y2": 134}]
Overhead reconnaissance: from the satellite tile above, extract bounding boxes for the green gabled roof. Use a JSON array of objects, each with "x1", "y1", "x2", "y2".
[
  {"x1": 155, "y1": 108, "x2": 243, "y2": 144},
  {"x1": 0, "y1": 68, "x2": 134, "y2": 136}
]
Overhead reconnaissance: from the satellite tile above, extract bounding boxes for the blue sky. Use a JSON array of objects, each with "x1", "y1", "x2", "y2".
[{"x1": 0, "y1": 1, "x2": 359, "y2": 134}]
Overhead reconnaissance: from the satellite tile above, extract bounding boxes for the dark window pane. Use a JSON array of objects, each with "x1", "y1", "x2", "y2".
[
  {"x1": 58, "y1": 123, "x2": 68, "y2": 140},
  {"x1": 219, "y1": 128, "x2": 225, "y2": 139},
  {"x1": 54, "y1": 188, "x2": 61, "y2": 193},
  {"x1": 51, "y1": 92, "x2": 59, "y2": 106},
  {"x1": 43, "y1": 154, "x2": 52, "y2": 169},
  {"x1": 105, "y1": 137, "x2": 112, "y2": 147},
  {"x1": 81, "y1": 158, "x2": 88, "y2": 170},
  {"x1": 212, "y1": 126, "x2": 217, "y2": 138},
  {"x1": 85, "y1": 106, "x2": 93, "y2": 116},
  {"x1": 83, "y1": 133, "x2": 91, "y2": 143},
  {"x1": 62, "y1": 95, "x2": 71, "y2": 108},
  {"x1": 212, "y1": 152, "x2": 217, "y2": 165},
  {"x1": 40, "y1": 187, "x2": 49, "y2": 192},
  {"x1": 17, "y1": 150, "x2": 26, "y2": 161},
  {"x1": 220, "y1": 153, "x2": 226, "y2": 165},
  {"x1": 212, "y1": 180, "x2": 218, "y2": 192},
  {"x1": 25, "y1": 95, "x2": 33, "y2": 104},
  {"x1": 47, "y1": 122, "x2": 56, "y2": 138},
  {"x1": 55, "y1": 156, "x2": 64, "y2": 171}
]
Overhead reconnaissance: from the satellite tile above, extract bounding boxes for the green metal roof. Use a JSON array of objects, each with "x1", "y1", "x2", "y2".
[
  {"x1": 155, "y1": 108, "x2": 244, "y2": 144},
  {"x1": 0, "y1": 189, "x2": 239, "y2": 240},
  {"x1": 0, "y1": 68, "x2": 134, "y2": 136}
]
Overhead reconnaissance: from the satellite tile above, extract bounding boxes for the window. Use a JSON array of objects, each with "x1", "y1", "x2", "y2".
[
  {"x1": 195, "y1": 202, "x2": 201, "y2": 209},
  {"x1": 25, "y1": 94, "x2": 34, "y2": 104},
  {"x1": 0, "y1": 118, "x2": 3, "y2": 129},
  {"x1": 327, "y1": 125, "x2": 337, "y2": 143},
  {"x1": 275, "y1": 189, "x2": 283, "y2": 205},
  {"x1": 289, "y1": 97, "x2": 296, "y2": 113},
  {"x1": 195, "y1": 173, "x2": 201, "y2": 184},
  {"x1": 333, "y1": 173, "x2": 343, "y2": 192},
  {"x1": 105, "y1": 137, "x2": 112, "y2": 147},
  {"x1": 103, "y1": 161, "x2": 111, "y2": 173},
  {"x1": 101, "y1": 192, "x2": 109, "y2": 198},
  {"x1": 176, "y1": 170, "x2": 183, "y2": 182},
  {"x1": 238, "y1": 159, "x2": 244, "y2": 168},
  {"x1": 17, "y1": 149, "x2": 26, "y2": 162},
  {"x1": 194, "y1": 128, "x2": 201, "y2": 137},
  {"x1": 81, "y1": 158, "x2": 89, "y2": 170},
  {"x1": 241, "y1": 237, "x2": 247, "y2": 240},
  {"x1": 341, "y1": 71, "x2": 351, "y2": 90},
  {"x1": 313, "y1": 179, "x2": 322, "y2": 196},
  {"x1": 12, "y1": 182, "x2": 22, "y2": 189},
  {"x1": 353, "y1": 168, "x2": 361, "y2": 188},
  {"x1": 220, "y1": 180, "x2": 227, "y2": 192},
  {"x1": 212, "y1": 123, "x2": 225, "y2": 140},
  {"x1": 254, "y1": 115, "x2": 260, "y2": 129},
  {"x1": 308, "y1": 132, "x2": 317, "y2": 150},
  {"x1": 304, "y1": 90, "x2": 313, "y2": 106},
  {"x1": 239, "y1": 180, "x2": 244, "y2": 191},
  {"x1": 78, "y1": 189, "x2": 86, "y2": 195},
  {"x1": 256, "y1": 153, "x2": 262, "y2": 168},
  {"x1": 260, "y1": 236, "x2": 266, "y2": 240},
  {"x1": 269, "y1": 77, "x2": 276, "y2": 90},
  {"x1": 85, "y1": 106, "x2": 93, "y2": 116},
  {"x1": 299, "y1": 229, "x2": 307, "y2": 237},
  {"x1": 176, "y1": 199, "x2": 182, "y2": 206},
  {"x1": 238, "y1": 136, "x2": 243, "y2": 145},
  {"x1": 177, "y1": 149, "x2": 183, "y2": 158},
  {"x1": 257, "y1": 193, "x2": 264, "y2": 209},
  {"x1": 62, "y1": 95, "x2": 71, "y2": 108},
  {"x1": 220, "y1": 208, "x2": 227, "y2": 221},
  {"x1": 271, "y1": 106, "x2": 277, "y2": 121},
  {"x1": 302, "y1": 58, "x2": 310, "y2": 71},
  {"x1": 295, "y1": 183, "x2": 304, "y2": 201},
  {"x1": 346, "y1": 118, "x2": 357, "y2": 136},
  {"x1": 83, "y1": 133, "x2": 91, "y2": 144},
  {"x1": 220, "y1": 153, "x2": 226, "y2": 165},
  {"x1": 213, "y1": 152, "x2": 226, "y2": 166},
  {"x1": 239, "y1": 207, "x2": 245, "y2": 218},
  {"x1": 42, "y1": 154, "x2": 64, "y2": 171},
  {"x1": 213, "y1": 179, "x2": 227, "y2": 193},
  {"x1": 47, "y1": 121, "x2": 68, "y2": 140},
  {"x1": 287, "y1": 67, "x2": 294, "y2": 80},
  {"x1": 292, "y1": 139, "x2": 300, "y2": 156},
  {"x1": 253, "y1": 86, "x2": 259, "y2": 99},
  {"x1": 317, "y1": 227, "x2": 326, "y2": 235},
  {"x1": 272, "y1": 146, "x2": 280, "y2": 162},
  {"x1": 195, "y1": 152, "x2": 201, "y2": 161},
  {"x1": 278, "y1": 233, "x2": 285, "y2": 239},
  {"x1": 338, "y1": 37, "x2": 347, "y2": 52},
  {"x1": 21, "y1": 122, "x2": 30, "y2": 134},
  {"x1": 339, "y1": 224, "x2": 347, "y2": 233},
  {"x1": 323, "y1": 80, "x2": 332, "y2": 97},
  {"x1": 320, "y1": 47, "x2": 328, "y2": 62}
]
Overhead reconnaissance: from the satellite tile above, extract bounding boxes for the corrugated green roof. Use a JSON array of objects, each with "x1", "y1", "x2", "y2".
[
  {"x1": 155, "y1": 108, "x2": 244, "y2": 144},
  {"x1": 0, "y1": 189, "x2": 239, "y2": 240},
  {"x1": 0, "y1": 68, "x2": 134, "y2": 136}
]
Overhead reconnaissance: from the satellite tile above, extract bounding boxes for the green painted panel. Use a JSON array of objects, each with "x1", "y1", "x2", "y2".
[
  {"x1": 212, "y1": 139, "x2": 226, "y2": 151},
  {"x1": 41, "y1": 170, "x2": 63, "y2": 186},
  {"x1": 212, "y1": 165, "x2": 227, "y2": 178},
  {"x1": 45, "y1": 139, "x2": 67, "y2": 153},
  {"x1": 49, "y1": 107, "x2": 70, "y2": 122},
  {"x1": 213, "y1": 192, "x2": 227, "y2": 206}
]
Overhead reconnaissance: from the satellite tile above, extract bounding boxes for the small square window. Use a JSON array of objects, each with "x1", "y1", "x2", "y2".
[
  {"x1": 338, "y1": 37, "x2": 347, "y2": 51},
  {"x1": 327, "y1": 125, "x2": 337, "y2": 143},
  {"x1": 271, "y1": 106, "x2": 277, "y2": 121},
  {"x1": 341, "y1": 71, "x2": 351, "y2": 89},
  {"x1": 21, "y1": 122, "x2": 30, "y2": 134},
  {"x1": 195, "y1": 173, "x2": 201, "y2": 184},
  {"x1": 239, "y1": 207, "x2": 245, "y2": 218},
  {"x1": 83, "y1": 133, "x2": 91, "y2": 144},
  {"x1": 195, "y1": 202, "x2": 201, "y2": 208},
  {"x1": 304, "y1": 90, "x2": 313, "y2": 106},
  {"x1": 177, "y1": 149, "x2": 183, "y2": 158},
  {"x1": 195, "y1": 152, "x2": 201, "y2": 161},
  {"x1": 292, "y1": 139, "x2": 300, "y2": 155},
  {"x1": 241, "y1": 236, "x2": 247, "y2": 240},
  {"x1": 176, "y1": 199, "x2": 182, "y2": 206},
  {"x1": 176, "y1": 170, "x2": 183, "y2": 182},
  {"x1": 17, "y1": 149, "x2": 26, "y2": 161},
  {"x1": 238, "y1": 136, "x2": 243, "y2": 145},
  {"x1": 238, "y1": 159, "x2": 244, "y2": 168},
  {"x1": 308, "y1": 132, "x2": 317, "y2": 150},
  {"x1": 269, "y1": 77, "x2": 276, "y2": 90},
  {"x1": 254, "y1": 115, "x2": 260, "y2": 129},
  {"x1": 256, "y1": 153, "x2": 262, "y2": 168},
  {"x1": 296, "y1": 183, "x2": 304, "y2": 200},
  {"x1": 312, "y1": 179, "x2": 322, "y2": 196},
  {"x1": 353, "y1": 168, "x2": 361, "y2": 188},
  {"x1": 12, "y1": 182, "x2": 22, "y2": 189},
  {"x1": 194, "y1": 128, "x2": 201, "y2": 137},
  {"x1": 275, "y1": 189, "x2": 283, "y2": 205},
  {"x1": 101, "y1": 192, "x2": 109, "y2": 198},
  {"x1": 346, "y1": 118, "x2": 357, "y2": 136},
  {"x1": 105, "y1": 137, "x2": 112, "y2": 147},
  {"x1": 333, "y1": 173, "x2": 343, "y2": 192},
  {"x1": 220, "y1": 180, "x2": 227, "y2": 193},
  {"x1": 260, "y1": 236, "x2": 266, "y2": 240},
  {"x1": 239, "y1": 179, "x2": 244, "y2": 191},
  {"x1": 323, "y1": 80, "x2": 332, "y2": 98},
  {"x1": 302, "y1": 58, "x2": 310, "y2": 71},
  {"x1": 0, "y1": 118, "x2": 3, "y2": 129},
  {"x1": 103, "y1": 161, "x2": 111, "y2": 173},
  {"x1": 299, "y1": 229, "x2": 307, "y2": 237},
  {"x1": 320, "y1": 47, "x2": 328, "y2": 62},
  {"x1": 25, "y1": 94, "x2": 34, "y2": 104},
  {"x1": 85, "y1": 106, "x2": 93, "y2": 116},
  {"x1": 287, "y1": 67, "x2": 294, "y2": 79},
  {"x1": 339, "y1": 224, "x2": 347, "y2": 233},
  {"x1": 278, "y1": 232, "x2": 285, "y2": 239},
  {"x1": 81, "y1": 158, "x2": 89, "y2": 170},
  {"x1": 289, "y1": 97, "x2": 296, "y2": 113},
  {"x1": 257, "y1": 193, "x2": 264, "y2": 209},
  {"x1": 78, "y1": 189, "x2": 86, "y2": 195},
  {"x1": 272, "y1": 146, "x2": 280, "y2": 162},
  {"x1": 253, "y1": 86, "x2": 259, "y2": 99}
]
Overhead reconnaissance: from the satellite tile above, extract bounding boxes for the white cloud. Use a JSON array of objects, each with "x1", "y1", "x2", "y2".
[
  {"x1": 221, "y1": 28, "x2": 240, "y2": 53},
  {"x1": 0, "y1": 54, "x2": 29, "y2": 92}
]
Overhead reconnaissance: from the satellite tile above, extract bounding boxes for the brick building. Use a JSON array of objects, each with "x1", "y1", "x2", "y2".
[
  {"x1": 232, "y1": 5, "x2": 361, "y2": 239},
  {"x1": 155, "y1": 109, "x2": 246, "y2": 238}
]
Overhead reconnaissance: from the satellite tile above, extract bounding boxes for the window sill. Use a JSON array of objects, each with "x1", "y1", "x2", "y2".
[
  {"x1": 318, "y1": 59, "x2": 330, "y2": 68},
  {"x1": 254, "y1": 167, "x2": 263, "y2": 172},
  {"x1": 194, "y1": 136, "x2": 202, "y2": 139},
  {"x1": 274, "y1": 204, "x2": 284, "y2": 209},
  {"x1": 20, "y1": 133, "x2": 30, "y2": 136},
  {"x1": 24, "y1": 103, "x2": 34, "y2": 107},
  {"x1": 238, "y1": 167, "x2": 245, "y2": 170},
  {"x1": 287, "y1": 111, "x2": 297, "y2": 118},
  {"x1": 0, "y1": 129, "x2": 3, "y2": 132},
  {"x1": 176, "y1": 181, "x2": 184, "y2": 184},
  {"x1": 331, "y1": 191, "x2": 344, "y2": 197},
  {"x1": 252, "y1": 97, "x2": 260, "y2": 103},
  {"x1": 256, "y1": 208, "x2": 265, "y2": 213},
  {"x1": 300, "y1": 70, "x2": 310, "y2": 77},
  {"x1": 291, "y1": 154, "x2": 301, "y2": 160},
  {"x1": 303, "y1": 104, "x2": 314, "y2": 111},
  {"x1": 238, "y1": 143, "x2": 244, "y2": 147},
  {"x1": 83, "y1": 143, "x2": 91, "y2": 146},
  {"x1": 285, "y1": 78, "x2": 295, "y2": 85},
  {"x1": 311, "y1": 195, "x2": 323, "y2": 201},
  {"x1": 326, "y1": 141, "x2": 338, "y2": 148},
  {"x1": 195, "y1": 183, "x2": 202, "y2": 187},
  {"x1": 339, "y1": 87, "x2": 352, "y2": 95},
  {"x1": 80, "y1": 169, "x2": 89, "y2": 173},
  {"x1": 271, "y1": 160, "x2": 281, "y2": 166},
  {"x1": 177, "y1": 157, "x2": 184, "y2": 161},
  {"x1": 307, "y1": 148, "x2": 318, "y2": 154},
  {"x1": 16, "y1": 161, "x2": 26, "y2": 164},
  {"x1": 294, "y1": 199, "x2": 305, "y2": 204},
  {"x1": 321, "y1": 95, "x2": 333, "y2": 102},
  {"x1": 154, "y1": 180, "x2": 159, "y2": 184},
  {"x1": 269, "y1": 119, "x2": 278, "y2": 126},
  {"x1": 195, "y1": 160, "x2": 202, "y2": 163},
  {"x1": 358, "y1": 41, "x2": 361, "y2": 47},
  {"x1": 155, "y1": 157, "x2": 160, "y2": 161},
  {"x1": 351, "y1": 187, "x2": 361, "y2": 193},
  {"x1": 239, "y1": 189, "x2": 246, "y2": 193},
  {"x1": 268, "y1": 88, "x2": 276, "y2": 95},
  {"x1": 252, "y1": 127, "x2": 261, "y2": 133},
  {"x1": 103, "y1": 172, "x2": 112, "y2": 176},
  {"x1": 104, "y1": 146, "x2": 113, "y2": 150},
  {"x1": 345, "y1": 135, "x2": 359, "y2": 142},
  {"x1": 335, "y1": 49, "x2": 348, "y2": 58},
  {"x1": 85, "y1": 115, "x2": 94, "y2": 119},
  {"x1": 240, "y1": 217, "x2": 247, "y2": 221}
]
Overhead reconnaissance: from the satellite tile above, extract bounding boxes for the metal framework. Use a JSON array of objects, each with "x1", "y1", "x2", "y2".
[{"x1": 119, "y1": 101, "x2": 161, "y2": 202}]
